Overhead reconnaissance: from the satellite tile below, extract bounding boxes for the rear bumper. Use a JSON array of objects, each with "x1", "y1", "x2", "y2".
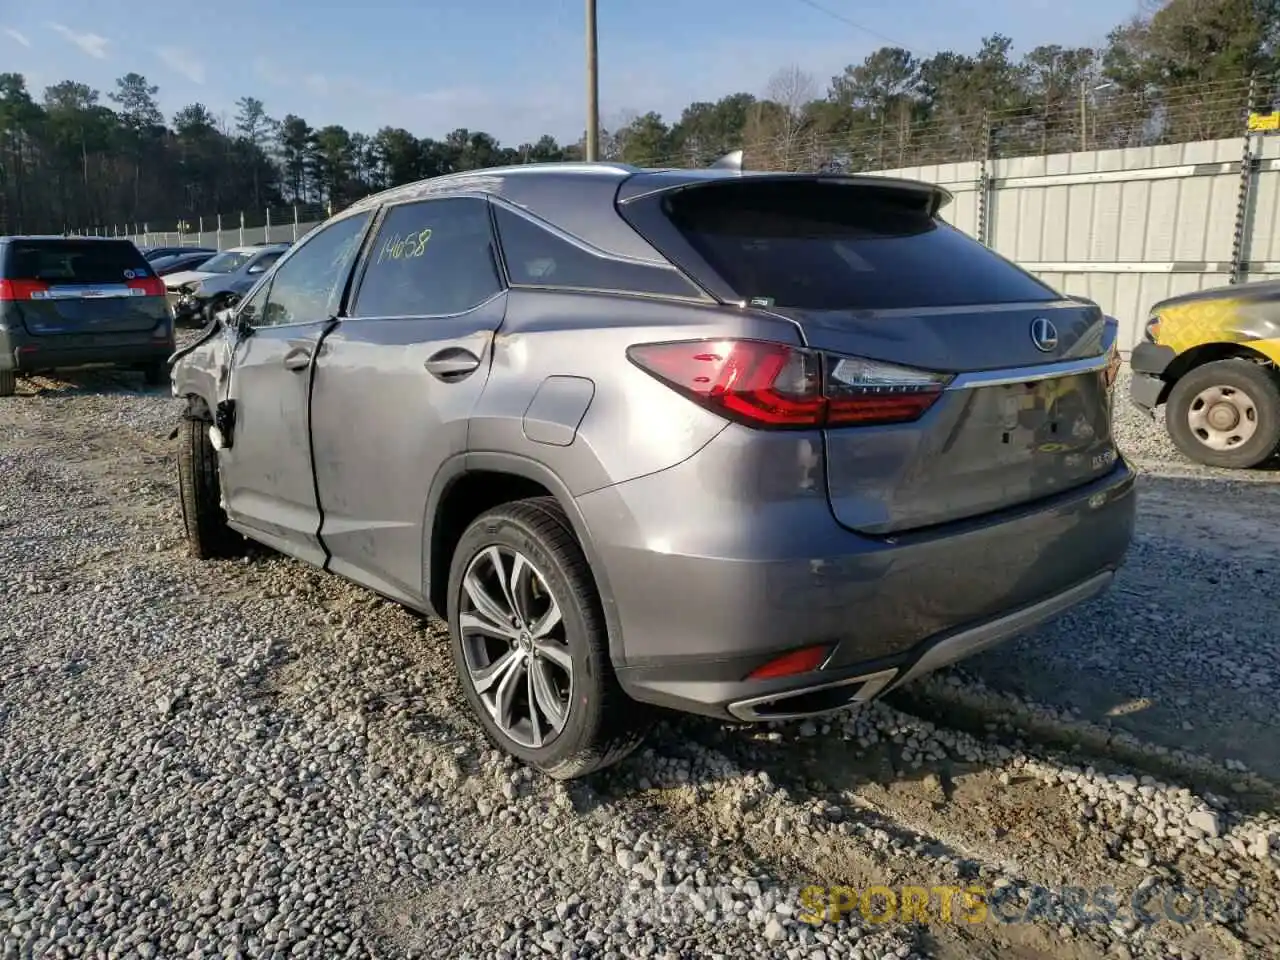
[
  {"x1": 1128, "y1": 341, "x2": 1177, "y2": 414},
  {"x1": 577, "y1": 431, "x2": 1137, "y2": 722},
  {"x1": 0, "y1": 330, "x2": 174, "y2": 374}
]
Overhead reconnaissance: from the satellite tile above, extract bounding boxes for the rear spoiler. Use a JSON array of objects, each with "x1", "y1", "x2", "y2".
[{"x1": 619, "y1": 166, "x2": 953, "y2": 216}]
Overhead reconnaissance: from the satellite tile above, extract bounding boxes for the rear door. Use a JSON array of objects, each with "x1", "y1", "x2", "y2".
[
  {"x1": 0, "y1": 239, "x2": 168, "y2": 336},
  {"x1": 310, "y1": 196, "x2": 507, "y2": 604},
  {"x1": 619, "y1": 176, "x2": 1119, "y2": 534},
  {"x1": 217, "y1": 212, "x2": 373, "y2": 565}
]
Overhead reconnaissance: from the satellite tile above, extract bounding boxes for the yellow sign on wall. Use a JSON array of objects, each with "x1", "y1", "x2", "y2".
[{"x1": 1247, "y1": 111, "x2": 1280, "y2": 132}]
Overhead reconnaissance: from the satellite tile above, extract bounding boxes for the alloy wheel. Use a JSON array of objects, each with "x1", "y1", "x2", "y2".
[{"x1": 458, "y1": 545, "x2": 573, "y2": 749}]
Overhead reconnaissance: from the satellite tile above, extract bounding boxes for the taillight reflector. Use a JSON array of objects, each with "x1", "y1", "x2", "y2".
[
  {"x1": 747, "y1": 645, "x2": 832, "y2": 680},
  {"x1": 128, "y1": 276, "x2": 166, "y2": 297},
  {"x1": 0, "y1": 279, "x2": 51, "y2": 301},
  {"x1": 627, "y1": 339, "x2": 952, "y2": 429}
]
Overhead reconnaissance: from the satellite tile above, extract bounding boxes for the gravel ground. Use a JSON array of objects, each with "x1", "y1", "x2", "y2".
[{"x1": 1, "y1": 360, "x2": 1278, "y2": 960}]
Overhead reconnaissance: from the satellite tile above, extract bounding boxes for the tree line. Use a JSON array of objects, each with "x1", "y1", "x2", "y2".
[{"x1": 0, "y1": 0, "x2": 1276, "y2": 234}]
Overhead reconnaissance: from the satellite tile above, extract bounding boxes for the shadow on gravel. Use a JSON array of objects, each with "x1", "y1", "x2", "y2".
[
  {"x1": 945, "y1": 471, "x2": 1280, "y2": 789},
  {"x1": 572, "y1": 712, "x2": 1114, "y2": 960},
  {"x1": 13, "y1": 368, "x2": 168, "y2": 398},
  {"x1": 584, "y1": 710, "x2": 1002, "y2": 860}
]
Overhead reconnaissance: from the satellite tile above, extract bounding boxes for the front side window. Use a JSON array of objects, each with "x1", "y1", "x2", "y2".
[
  {"x1": 253, "y1": 213, "x2": 372, "y2": 327},
  {"x1": 236, "y1": 277, "x2": 272, "y2": 326},
  {"x1": 351, "y1": 197, "x2": 501, "y2": 318}
]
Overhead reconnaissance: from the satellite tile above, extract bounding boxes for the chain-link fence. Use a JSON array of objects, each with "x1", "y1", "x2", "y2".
[
  {"x1": 618, "y1": 76, "x2": 1274, "y2": 173},
  {"x1": 68, "y1": 203, "x2": 331, "y2": 251}
]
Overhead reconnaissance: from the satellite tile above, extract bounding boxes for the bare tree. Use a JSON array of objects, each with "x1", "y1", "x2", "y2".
[{"x1": 747, "y1": 65, "x2": 818, "y2": 170}]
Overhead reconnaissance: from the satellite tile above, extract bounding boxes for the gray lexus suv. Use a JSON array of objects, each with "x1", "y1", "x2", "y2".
[{"x1": 169, "y1": 161, "x2": 1135, "y2": 779}]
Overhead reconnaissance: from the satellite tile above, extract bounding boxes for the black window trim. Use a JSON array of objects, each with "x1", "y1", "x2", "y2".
[
  {"x1": 343, "y1": 193, "x2": 508, "y2": 322},
  {"x1": 488, "y1": 195, "x2": 713, "y2": 303},
  {"x1": 240, "y1": 209, "x2": 376, "y2": 331}
]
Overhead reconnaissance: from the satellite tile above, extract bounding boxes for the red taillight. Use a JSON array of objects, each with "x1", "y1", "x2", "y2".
[
  {"x1": 746, "y1": 645, "x2": 832, "y2": 680},
  {"x1": 128, "y1": 276, "x2": 166, "y2": 297},
  {"x1": 0, "y1": 279, "x2": 50, "y2": 301},
  {"x1": 627, "y1": 339, "x2": 952, "y2": 429}
]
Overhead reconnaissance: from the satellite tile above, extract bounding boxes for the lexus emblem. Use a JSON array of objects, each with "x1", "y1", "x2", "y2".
[{"x1": 1030, "y1": 317, "x2": 1059, "y2": 353}]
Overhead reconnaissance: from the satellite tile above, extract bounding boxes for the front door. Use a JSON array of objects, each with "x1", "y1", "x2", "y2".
[
  {"x1": 219, "y1": 210, "x2": 373, "y2": 565},
  {"x1": 310, "y1": 196, "x2": 507, "y2": 603}
]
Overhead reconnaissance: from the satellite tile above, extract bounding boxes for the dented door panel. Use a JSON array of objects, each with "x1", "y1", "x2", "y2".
[
  {"x1": 310, "y1": 298, "x2": 507, "y2": 603},
  {"x1": 219, "y1": 322, "x2": 330, "y2": 565}
]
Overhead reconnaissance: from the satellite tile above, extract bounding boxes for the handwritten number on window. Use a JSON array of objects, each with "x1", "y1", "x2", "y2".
[{"x1": 377, "y1": 228, "x2": 433, "y2": 264}]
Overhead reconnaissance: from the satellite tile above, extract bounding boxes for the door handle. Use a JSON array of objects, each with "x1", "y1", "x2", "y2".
[
  {"x1": 282, "y1": 347, "x2": 312, "y2": 371},
  {"x1": 424, "y1": 348, "x2": 481, "y2": 381}
]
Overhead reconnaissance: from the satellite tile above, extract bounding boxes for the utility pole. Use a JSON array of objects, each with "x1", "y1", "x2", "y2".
[
  {"x1": 585, "y1": 0, "x2": 600, "y2": 161},
  {"x1": 1079, "y1": 79, "x2": 1088, "y2": 152},
  {"x1": 1080, "y1": 79, "x2": 1115, "y2": 152}
]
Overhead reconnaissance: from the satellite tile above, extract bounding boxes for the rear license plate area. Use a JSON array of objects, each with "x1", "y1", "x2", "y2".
[{"x1": 977, "y1": 375, "x2": 1102, "y2": 459}]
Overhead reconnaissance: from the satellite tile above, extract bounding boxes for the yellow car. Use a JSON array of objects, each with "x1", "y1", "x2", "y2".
[{"x1": 1129, "y1": 281, "x2": 1280, "y2": 468}]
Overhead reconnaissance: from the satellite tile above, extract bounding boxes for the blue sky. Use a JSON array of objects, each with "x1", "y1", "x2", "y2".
[{"x1": 1, "y1": 0, "x2": 1132, "y2": 145}]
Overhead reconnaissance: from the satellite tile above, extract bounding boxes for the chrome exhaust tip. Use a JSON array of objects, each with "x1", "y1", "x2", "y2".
[{"x1": 726, "y1": 668, "x2": 898, "y2": 723}]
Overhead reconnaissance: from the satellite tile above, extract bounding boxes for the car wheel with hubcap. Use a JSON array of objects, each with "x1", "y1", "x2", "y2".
[
  {"x1": 1165, "y1": 358, "x2": 1280, "y2": 469},
  {"x1": 446, "y1": 496, "x2": 647, "y2": 779}
]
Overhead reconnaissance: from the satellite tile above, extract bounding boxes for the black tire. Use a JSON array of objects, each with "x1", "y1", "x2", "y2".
[
  {"x1": 0, "y1": 370, "x2": 15, "y2": 397},
  {"x1": 176, "y1": 415, "x2": 245, "y2": 559},
  {"x1": 142, "y1": 361, "x2": 167, "y2": 388},
  {"x1": 1165, "y1": 358, "x2": 1280, "y2": 469},
  {"x1": 446, "y1": 496, "x2": 648, "y2": 779}
]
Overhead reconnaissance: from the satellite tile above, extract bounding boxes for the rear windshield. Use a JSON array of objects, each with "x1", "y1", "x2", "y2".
[
  {"x1": 4, "y1": 240, "x2": 151, "y2": 284},
  {"x1": 657, "y1": 180, "x2": 1057, "y2": 311}
]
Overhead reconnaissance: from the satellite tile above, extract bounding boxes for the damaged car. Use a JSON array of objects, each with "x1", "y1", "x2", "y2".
[
  {"x1": 168, "y1": 161, "x2": 1135, "y2": 779},
  {"x1": 164, "y1": 242, "x2": 289, "y2": 327}
]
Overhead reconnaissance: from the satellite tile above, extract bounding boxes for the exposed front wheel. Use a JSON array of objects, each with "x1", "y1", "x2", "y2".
[
  {"x1": 176, "y1": 416, "x2": 245, "y2": 559},
  {"x1": 446, "y1": 496, "x2": 647, "y2": 779},
  {"x1": 1165, "y1": 358, "x2": 1280, "y2": 469}
]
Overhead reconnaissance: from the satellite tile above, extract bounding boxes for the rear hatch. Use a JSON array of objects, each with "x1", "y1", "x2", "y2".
[
  {"x1": 0, "y1": 238, "x2": 169, "y2": 336},
  {"x1": 618, "y1": 175, "x2": 1119, "y2": 535}
]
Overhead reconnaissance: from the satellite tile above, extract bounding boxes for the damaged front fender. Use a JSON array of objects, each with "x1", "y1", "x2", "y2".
[{"x1": 170, "y1": 313, "x2": 238, "y2": 440}]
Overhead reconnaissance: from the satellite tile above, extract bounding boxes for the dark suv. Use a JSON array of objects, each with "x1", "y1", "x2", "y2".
[{"x1": 0, "y1": 236, "x2": 174, "y2": 396}]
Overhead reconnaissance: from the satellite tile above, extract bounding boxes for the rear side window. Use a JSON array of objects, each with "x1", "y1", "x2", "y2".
[
  {"x1": 492, "y1": 205, "x2": 703, "y2": 299},
  {"x1": 352, "y1": 197, "x2": 501, "y2": 318},
  {"x1": 4, "y1": 240, "x2": 151, "y2": 284},
  {"x1": 652, "y1": 180, "x2": 1057, "y2": 311}
]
